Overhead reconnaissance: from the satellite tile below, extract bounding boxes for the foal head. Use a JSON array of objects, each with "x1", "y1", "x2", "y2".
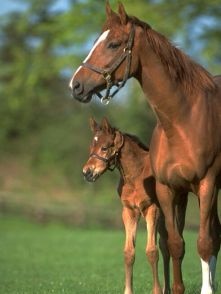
[
  {"x1": 83, "y1": 117, "x2": 124, "y2": 182},
  {"x1": 69, "y1": 2, "x2": 145, "y2": 104}
]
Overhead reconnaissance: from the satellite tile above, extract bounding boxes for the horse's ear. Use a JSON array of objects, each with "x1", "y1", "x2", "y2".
[
  {"x1": 89, "y1": 117, "x2": 99, "y2": 132},
  {"x1": 101, "y1": 117, "x2": 112, "y2": 133},
  {"x1": 118, "y1": 2, "x2": 128, "y2": 25},
  {"x1": 114, "y1": 131, "x2": 124, "y2": 149},
  {"x1": 105, "y1": 0, "x2": 119, "y2": 23}
]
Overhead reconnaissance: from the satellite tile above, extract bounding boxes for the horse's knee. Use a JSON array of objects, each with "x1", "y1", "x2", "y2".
[
  {"x1": 168, "y1": 237, "x2": 185, "y2": 260},
  {"x1": 124, "y1": 248, "x2": 135, "y2": 265},
  {"x1": 146, "y1": 246, "x2": 159, "y2": 265}
]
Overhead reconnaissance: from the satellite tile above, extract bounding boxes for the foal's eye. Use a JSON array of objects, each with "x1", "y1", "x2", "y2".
[
  {"x1": 108, "y1": 41, "x2": 121, "y2": 49},
  {"x1": 101, "y1": 146, "x2": 109, "y2": 151}
]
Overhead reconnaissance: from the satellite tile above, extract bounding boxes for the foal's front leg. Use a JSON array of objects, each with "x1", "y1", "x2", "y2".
[
  {"x1": 144, "y1": 204, "x2": 162, "y2": 294},
  {"x1": 122, "y1": 206, "x2": 140, "y2": 294}
]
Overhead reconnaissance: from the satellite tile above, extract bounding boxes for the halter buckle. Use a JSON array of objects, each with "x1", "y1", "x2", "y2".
[{"x1": 103, "y1": 72, "x2": 112, "y2": 84}]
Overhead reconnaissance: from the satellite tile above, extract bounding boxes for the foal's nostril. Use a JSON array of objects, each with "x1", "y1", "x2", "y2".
[{"x1": 83, "y1": 168, "x2": 93, "y2": 180}]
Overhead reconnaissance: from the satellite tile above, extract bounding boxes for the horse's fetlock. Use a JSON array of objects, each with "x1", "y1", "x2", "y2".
[
  {"x1": 197, "y1": 237, "x2": 213, "y2": 260},
  {"x1": 172, "y1": 283, "x2": 185, "y2": 294}
]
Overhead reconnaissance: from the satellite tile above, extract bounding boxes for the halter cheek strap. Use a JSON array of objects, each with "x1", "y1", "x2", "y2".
[{"x1": 82, "y1": 24, "x2": 135, "y2": 105}]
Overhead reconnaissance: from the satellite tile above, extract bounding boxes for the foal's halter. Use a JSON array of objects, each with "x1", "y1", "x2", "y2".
[{"x1": 82, "y1": 24, "x2": 135, "y2": 105}]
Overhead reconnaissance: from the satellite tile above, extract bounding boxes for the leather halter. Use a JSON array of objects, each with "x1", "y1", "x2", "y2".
[{"x1": 82, "y1": 25, "x2": 135, "y2": 105}]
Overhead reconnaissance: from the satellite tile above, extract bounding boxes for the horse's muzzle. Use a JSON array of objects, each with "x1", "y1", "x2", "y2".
[{"x1": 70, "y1": 80, "x2": 92, "y2": 103}]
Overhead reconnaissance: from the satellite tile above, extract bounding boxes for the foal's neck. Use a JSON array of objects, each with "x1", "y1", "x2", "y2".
[{"x1": 117, "y1": 135, "x2": 147, "y2": 183}]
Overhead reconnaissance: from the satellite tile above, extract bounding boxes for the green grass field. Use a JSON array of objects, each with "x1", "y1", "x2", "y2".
[{"x1": 0, "y1": 215, "x2": 220, "y2": 294}]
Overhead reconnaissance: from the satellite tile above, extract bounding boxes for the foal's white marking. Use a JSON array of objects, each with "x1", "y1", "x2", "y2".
[
  {"x1": 69, "y1": 30, "x2": 110, "y2": 89},
  {"x1": 200, "y1": 256, "x2": 217, "y2": 294},
  {"x1": 94, "y1": 136, "x2": 98, "y2": 142}
]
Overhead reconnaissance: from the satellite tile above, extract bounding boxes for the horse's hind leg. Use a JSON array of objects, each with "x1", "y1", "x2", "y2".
[
  {"x1": 144, "y1": 204, "x2": 162, "y2": 294},
  {"x1": 158, "y1": 212, "x2": 171, "y2": 294},
  {"x1": 197, "y1": 179, "x2": 220, "y2": 294},
  {"x1": 156, "y1": 182, "x2": 186, "y2": 294},
  {"x1": 122, "y1": 206, "x2": 140, "y2": 294}
]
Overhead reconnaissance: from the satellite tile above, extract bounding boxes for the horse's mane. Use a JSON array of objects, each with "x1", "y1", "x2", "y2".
[
  {"x1": 124, "y1": 132, "x2": 149, "y2": 152},
  {"x1": 129, "y1": 16, "x2": 217, "y2": 95}
]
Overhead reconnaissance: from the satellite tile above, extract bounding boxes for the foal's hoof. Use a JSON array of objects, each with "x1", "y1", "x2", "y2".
[
  {"x1": 124, "y1": 288, "x2": 133, "y2": 294},
  {"x1": 152, "y1": 287, "x2": 163, "y2": 294}
]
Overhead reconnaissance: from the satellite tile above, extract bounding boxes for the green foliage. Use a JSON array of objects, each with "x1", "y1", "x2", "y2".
[{"x1": 0, "y1": 0, "x2": 220, "y2": 225}]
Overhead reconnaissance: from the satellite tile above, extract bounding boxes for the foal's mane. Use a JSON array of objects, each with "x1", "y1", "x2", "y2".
[
  {"x1": 130, "y1": 15, "x2": 217, "y2": 95},
  {"x1": 123, "y1": 132, "x2": 149, "y2": 152}
]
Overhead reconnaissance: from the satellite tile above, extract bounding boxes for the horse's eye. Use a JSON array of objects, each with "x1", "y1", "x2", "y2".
[{"x1": 108, "y1": 41, "x2": 121, "y2": 49}]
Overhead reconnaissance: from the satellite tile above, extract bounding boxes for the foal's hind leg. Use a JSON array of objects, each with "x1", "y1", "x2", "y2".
[
  {"x1": 144, "y1": 204, "x2": 162, "y2": 294},
  {"x1": 122, "y1": 206, "x2": 140, "y2": 294},
  {"x1": 197, "y1": 179, "x2": 220, "y2": 294}
]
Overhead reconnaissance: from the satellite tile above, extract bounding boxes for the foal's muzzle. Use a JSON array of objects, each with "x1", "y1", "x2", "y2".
[{"x1": 83, "y1": 168, "x2": 99, "y2": 182}]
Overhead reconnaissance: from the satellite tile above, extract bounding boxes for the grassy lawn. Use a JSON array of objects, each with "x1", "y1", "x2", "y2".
[{"x1": 0, "y1": 215, "x2": 220, "y2": 294}]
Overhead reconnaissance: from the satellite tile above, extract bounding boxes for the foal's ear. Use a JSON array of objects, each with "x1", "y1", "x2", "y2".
[
  {"x1": 118, "y1": 2, "x2": 128, "y2": 25},
  {"x1": 89, "y1": 117, "x2": 99, "y2": 132},
  {"x1": 114, "y1": 131, "x2": 124, "y2": 149},
  {"x1": 101, "y1": 117, "x2": 112, "y2": 133},
  {"x1": 105, "y1": 0, "x2": 119, "y2": 23}
]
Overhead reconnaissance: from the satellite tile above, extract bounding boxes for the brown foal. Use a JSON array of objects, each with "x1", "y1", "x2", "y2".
[{"x1": 83, "y1": 117, "x2": 169, "y2": 294}]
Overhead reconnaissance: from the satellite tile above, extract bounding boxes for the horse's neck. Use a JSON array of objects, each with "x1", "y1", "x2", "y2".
[
  {"x1": 118, "y1": 135, "x2": 147, "y2": 182},
  {"x1": 138, "y1": 55, "x2": 191, "y2": 136}
]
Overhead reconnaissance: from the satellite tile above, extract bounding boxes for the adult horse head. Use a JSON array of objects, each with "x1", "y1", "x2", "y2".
[{"x1": 69, "y1": 2, "x2": 143, "y2": 104}]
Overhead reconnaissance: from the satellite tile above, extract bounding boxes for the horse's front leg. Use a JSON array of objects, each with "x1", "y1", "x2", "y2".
[
  {"x1": 122, "y1": 206, "x2": 140, "y2": 294},
  {"x1": 158, "y1": 211, "x2": 171, "y2": 294},
  {"x1": 144, "y1": 204, "x2": 162, "y2": 294},
  {"x1": 156, "y1": 182, "x2": 187, "y2": 294},
  {"x1": 197, "y1": 178, "x2": 220, "y2": 294}
]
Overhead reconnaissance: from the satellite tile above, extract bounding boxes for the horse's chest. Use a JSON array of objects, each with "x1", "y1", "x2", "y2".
[{"x1": 150, "y1": 129, "x2": 201, "y2": 187}]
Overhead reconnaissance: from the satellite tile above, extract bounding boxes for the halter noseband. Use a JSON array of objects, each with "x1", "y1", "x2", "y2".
[{"x1": 82, "y1": 24, "x2": 135, "y2": 105}]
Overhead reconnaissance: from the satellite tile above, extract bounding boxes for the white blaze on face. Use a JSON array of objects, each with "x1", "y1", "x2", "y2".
[
  {"x1": 94, "y1": 136, "x2": 98, "y2": 142},
  {"x1": 69, "y1": 30, "x2": 110, "y2": 89}
]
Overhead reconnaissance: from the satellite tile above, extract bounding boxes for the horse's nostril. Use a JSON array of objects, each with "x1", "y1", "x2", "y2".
[{"x1": 73, "y1": 80, "x2": 83, "y2": 95}]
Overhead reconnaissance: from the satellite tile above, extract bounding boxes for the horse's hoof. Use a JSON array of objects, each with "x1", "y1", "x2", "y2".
[{"x1": 201, "y1": 286, "x2": 213, "y2": 294}]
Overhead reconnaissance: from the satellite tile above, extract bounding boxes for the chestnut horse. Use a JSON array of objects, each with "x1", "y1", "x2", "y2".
[
  {"x1": 69, "y1": 2, "x2": 221, "y2": 294},
  {"x1": 83, "y1": 117, "x2": 170, "y2": 294}
]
